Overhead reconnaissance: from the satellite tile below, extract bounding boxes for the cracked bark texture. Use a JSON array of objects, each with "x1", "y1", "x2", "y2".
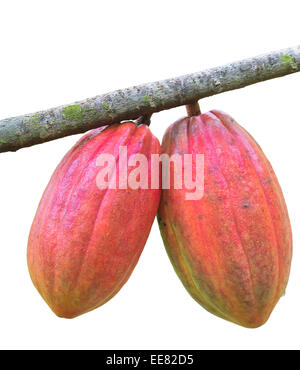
[{"x1": 0, "y1": 46, "x2": 299, "y2": 152}]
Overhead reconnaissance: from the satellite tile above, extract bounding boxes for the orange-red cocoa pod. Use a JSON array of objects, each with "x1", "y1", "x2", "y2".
[
  {"x1": 28, "y1": 122, "x2": 161, "y2": 318},
  {"x1": 158, "y1": 110, "x2": 292, "y2": 328}
]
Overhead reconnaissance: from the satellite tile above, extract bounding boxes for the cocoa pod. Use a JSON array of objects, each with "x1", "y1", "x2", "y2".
[
  {"x1": 158, "y1": 110, "x2": 292, "y2": 328},
  {"x1": 28, "y1": 122, "x2": 161, "y2": 318}
]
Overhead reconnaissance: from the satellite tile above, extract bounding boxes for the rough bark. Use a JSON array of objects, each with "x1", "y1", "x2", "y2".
[{"x1": 0, "y1": 46, "x2": 299, "y2": 153}]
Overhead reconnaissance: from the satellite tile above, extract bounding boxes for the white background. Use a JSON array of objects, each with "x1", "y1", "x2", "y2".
[{"x1": 0, "y1": 0, "x2": 299, "y2": 350}]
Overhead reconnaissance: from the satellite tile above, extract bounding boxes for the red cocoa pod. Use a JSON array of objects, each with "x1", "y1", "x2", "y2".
[
  {"x1": 28, "y1": 122, "x2": 161, "y2": 318},
  {"x1": 158, "y1": 110, "x2": 292, "y2": 328}
]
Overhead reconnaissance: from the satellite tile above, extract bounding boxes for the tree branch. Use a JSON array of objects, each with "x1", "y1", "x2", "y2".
[{"x1": 1, "y1": 46, "x2": 300, "y2": 153}]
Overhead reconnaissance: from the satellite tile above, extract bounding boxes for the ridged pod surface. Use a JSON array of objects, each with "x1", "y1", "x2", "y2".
[
  {"x1": 28, "y1": 122, "x2": 161, "y2": 318},
  {"x1": 158, "y1": 110, "x2": 292, "y2": 328}
]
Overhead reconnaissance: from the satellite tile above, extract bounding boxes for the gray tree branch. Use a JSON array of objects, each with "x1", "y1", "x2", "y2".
[{"x1": 1, "y1": 46, "x2": 300, "y2": 153}]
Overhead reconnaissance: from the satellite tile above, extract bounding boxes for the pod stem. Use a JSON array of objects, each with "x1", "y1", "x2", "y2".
[
  {"x1": 135, "y1": 113, "x2": 152, "y2": 126},
  {"x1": 186, "y1": 102, "x2": 201, "y2": 117}
]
